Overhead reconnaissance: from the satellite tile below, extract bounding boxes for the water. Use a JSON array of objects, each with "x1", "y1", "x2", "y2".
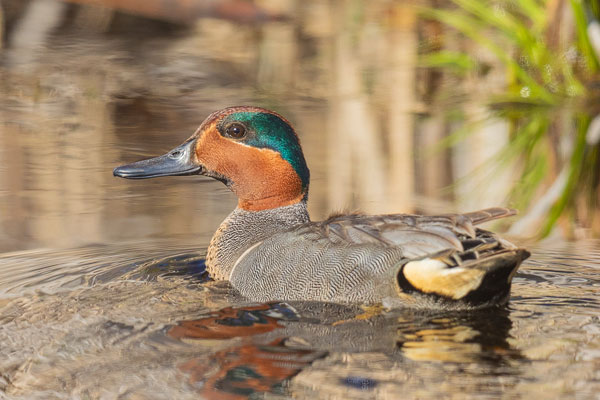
[
  {"x1": 0, "y1": 241, "x2": 599, "y2": 398},
  {"x1": 1, "y1": 1, "x2": 599, "y2": 398}
]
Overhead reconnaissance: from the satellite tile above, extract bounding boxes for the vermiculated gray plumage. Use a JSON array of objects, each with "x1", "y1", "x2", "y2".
[
  {"x1": 207, "y1": 203, "x2": 529, "y2": 309},
  {"x1": 206, "y1": 202, "x2": 311, "y2": 281}
]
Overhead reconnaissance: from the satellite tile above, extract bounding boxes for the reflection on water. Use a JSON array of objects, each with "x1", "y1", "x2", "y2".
[
  {"x1": 1, "y1": 0, "x2": 471, "y2": 254},
  {"x1": 395, "y1": 308, "x2": 519, "y2": 364},
  {"x1": 0, "y1": 240, "x2": 204, "y2": 297},
  {"x1": 1, "y1": 0, "x2": 600, "y2": 398},
  {"x1": 0, "y1": 239, "x2": 599, "y2": 397},
  {"x1": 179, "y1": 339, "x2": 323, "y2": 399},
  {"x1": 168, "y1": 303, "x2": 326, "y2": 398}
]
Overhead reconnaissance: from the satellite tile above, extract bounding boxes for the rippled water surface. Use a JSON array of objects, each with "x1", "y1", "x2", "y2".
[
  {"x1": 0, "y1": 240, "x2": 599, "y2": 399},
  {"x1": 1, "y1": 0, "x2": 600, "y2": 398}
]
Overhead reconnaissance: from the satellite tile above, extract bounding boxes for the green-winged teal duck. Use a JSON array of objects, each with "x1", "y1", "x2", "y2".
[{"x1": 114, "y1": 106, "x2": 529, "y2": 309}]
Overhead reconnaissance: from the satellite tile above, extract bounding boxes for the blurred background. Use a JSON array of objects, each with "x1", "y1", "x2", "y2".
[{"x1": 1, "y1": 0, "x2": 599, "y2": 253}]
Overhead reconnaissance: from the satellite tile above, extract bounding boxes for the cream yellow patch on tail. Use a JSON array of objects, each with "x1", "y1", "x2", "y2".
[{"x1": 402, "y1": 258, "x2": 485, "y2": 300}]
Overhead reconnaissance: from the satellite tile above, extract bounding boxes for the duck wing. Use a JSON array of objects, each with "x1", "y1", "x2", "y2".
[{"x1": 314, "y1": 207, "x2": 517, "y2": 257}]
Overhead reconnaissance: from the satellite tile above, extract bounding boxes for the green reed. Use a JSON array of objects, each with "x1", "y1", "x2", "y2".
[{"x1": 422, "y1": 0, "x2": 600, "y2": 237}]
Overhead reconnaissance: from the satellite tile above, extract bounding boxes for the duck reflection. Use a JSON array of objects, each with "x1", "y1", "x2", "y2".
[
  {"x1": 166, "y1": 302, "x2": 520, "y2": 398},
  {"x1": 177, "y1": 339, "x2": 322, "y2": 399},
  {"x1": 168, "y1": 302, "x2": 300, "y2": 340},
  {"x1": 166, "y1": 303, "x2": 326, "y2": 399},
  {"x1": 395, "y1": 308, "x2": 521, "y2": 363}
]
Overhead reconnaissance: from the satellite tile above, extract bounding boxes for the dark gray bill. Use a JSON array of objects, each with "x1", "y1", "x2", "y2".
[{"x1": 113, "y1": 140, "x2": 202, "y2": 179}]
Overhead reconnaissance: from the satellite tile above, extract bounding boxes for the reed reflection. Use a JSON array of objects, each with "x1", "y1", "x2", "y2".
[{"x1": 0, "y1": 0, "x2": 462, "y2": 253}]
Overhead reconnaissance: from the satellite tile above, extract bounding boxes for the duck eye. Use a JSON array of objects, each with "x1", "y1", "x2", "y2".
[{"x1": 225, "y1": 123, "x2": 246, "y2": 139}]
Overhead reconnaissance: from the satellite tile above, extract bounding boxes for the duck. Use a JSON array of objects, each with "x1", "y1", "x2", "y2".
[{"x1": 113, "y1": 106, "x2": 530, "y2": 309}]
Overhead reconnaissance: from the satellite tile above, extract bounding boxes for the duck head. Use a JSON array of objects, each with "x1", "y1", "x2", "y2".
[{"x1": 113, "y1": 106, "x2": 310, "y2": 211}]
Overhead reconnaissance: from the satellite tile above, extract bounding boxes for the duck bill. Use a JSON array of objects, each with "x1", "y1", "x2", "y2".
[{"x1": 113, "y1": 139, "x2": 203, "y2": 179}]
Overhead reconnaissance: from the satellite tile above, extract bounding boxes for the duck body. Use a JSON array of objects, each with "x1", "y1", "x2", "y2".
[
  {"x1": 208, "y1": 202, "x2": 527, "y2": 309},
  {"x1": 114, "y1": 106, "x2": 529, "y2": 310}
]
